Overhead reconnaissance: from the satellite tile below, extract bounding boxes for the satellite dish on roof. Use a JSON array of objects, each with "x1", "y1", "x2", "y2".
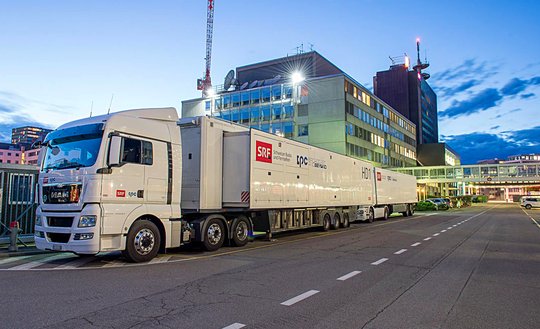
[
  {"x1": 224, "y1": 69, "x2": 237, "y2": 91},
  {"x1": 249, "y1": 80, "x2": 258, "y2": 88},
  {"x1": 264, "y1": 75, "x2": 282, "y2": 86},
  {"x1": 240, "y1": 82, "x2": 249, "y2": 90}
]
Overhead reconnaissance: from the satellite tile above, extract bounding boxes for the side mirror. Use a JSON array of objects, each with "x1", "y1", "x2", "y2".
[{"x1": 108, "y1": 136, "x2": 123, "y2": 167}]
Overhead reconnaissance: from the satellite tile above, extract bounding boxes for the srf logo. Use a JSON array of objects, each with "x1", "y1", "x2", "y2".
[
  {"x1": 376, "y1": 172, "x2": 382, "y2": 181},
  {"x1": 256, "y1": 141, "x2": 272, "y2": 163},
  {"x1": 116, "y1": 190, "x2": 126, "y2": 197}
]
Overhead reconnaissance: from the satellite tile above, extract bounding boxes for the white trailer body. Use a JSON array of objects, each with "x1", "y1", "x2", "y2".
[{"x1": 371, "y1": 168, "x2": 418, "y2": 219}]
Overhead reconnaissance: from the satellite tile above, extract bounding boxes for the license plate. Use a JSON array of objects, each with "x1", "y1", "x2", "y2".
[{"x1": 52, "y1": 244, "x2": 63, "y2": 251}]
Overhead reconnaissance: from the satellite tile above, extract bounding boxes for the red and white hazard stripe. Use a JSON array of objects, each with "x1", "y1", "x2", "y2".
[{"x1": 241, "y1": 191, "x2": 250, "y2": 203}]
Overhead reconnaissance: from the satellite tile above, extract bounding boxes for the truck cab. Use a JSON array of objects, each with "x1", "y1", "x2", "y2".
[{"x1": 34, "y1": 108, "x2": 184, "y2": 262}]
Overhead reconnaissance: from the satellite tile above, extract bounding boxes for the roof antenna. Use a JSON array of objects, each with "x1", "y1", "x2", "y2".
[
  {"x1": 89, "y1": 100, "x2": 93, "y2": 117},
  {"x1": 107, "y1": 94, "x2": 114, "y2": 115}
]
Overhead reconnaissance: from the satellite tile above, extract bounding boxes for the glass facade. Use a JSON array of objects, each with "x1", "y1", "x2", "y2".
[{"x1": 205, "y1": 83, "x2": 297, "y2": 138}]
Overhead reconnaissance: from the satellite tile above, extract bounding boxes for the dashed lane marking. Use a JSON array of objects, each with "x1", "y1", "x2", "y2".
[
  {"x1": 222, "y1": 323, "x2": 245, "y2": 329},
  {"x1": 433, "y1": 233, "x2": 440, "y2": 236},
  {"x1": 281, "y1": 290, "x2": 320, "y2": 306},
  {"x1": 371, "y1": 258, "x2": 388, "y2": 265},
  {"x1": 337, "y1": 270, "x2": 362, "y2": 281},
  {"x1": 394, "y1": 249, "x2": 407, "y2": 255},
  {"x1": 411, "y1": 242, "x2": 421, "y2": 247},
  {"x1": 441, "y1": 230, "x2": 447, "y2": 232},
  {"x1": 423, "y1": 237, "x2": 432, "y2": 241}
]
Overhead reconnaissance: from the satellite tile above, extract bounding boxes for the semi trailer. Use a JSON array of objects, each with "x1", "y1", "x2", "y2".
[{"x1": 34, "y1": 108, "x2": 417, "y2": 262}]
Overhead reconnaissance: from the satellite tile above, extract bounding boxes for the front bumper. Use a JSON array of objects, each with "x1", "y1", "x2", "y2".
[{"x1": 34, "y1": 204, "x2": 101, "y2": 255}]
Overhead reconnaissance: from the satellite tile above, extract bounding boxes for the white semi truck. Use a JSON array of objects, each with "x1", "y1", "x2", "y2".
[{"x1": 34, "y1": 108, "x2": 417, "y2": 262}]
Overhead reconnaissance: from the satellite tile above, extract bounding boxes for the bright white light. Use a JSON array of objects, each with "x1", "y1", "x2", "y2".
[
  {"x1": 205, "y1": 88, "x2": 215, "y2": 97},
  {"x1": 291, "y1": 71, "x2": 305, "y2": 84}
]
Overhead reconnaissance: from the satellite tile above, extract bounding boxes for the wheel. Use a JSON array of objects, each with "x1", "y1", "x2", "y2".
[
  {"x1": 402, "y1": 205, "x2": 410, "y2": 217},
  {"x1": 367, "y1": 208, "x2": 375, "y2": 223},
  {"x1": 203, "y1": 218, "x2": 226, "y2": 251},
  {"x1": 342, "y1": 213, "x2": 350, "y2": 228},
  {"x1": 322, "y1": 213, "x2": 331, "y2": 231},
  {"x1": 382, "y1": 207, "x2": 389, "y2": 220},
  {"x1": 408, "y1": 205, "x2": 414, "y2": 216},
  {"x1": 231, "y1": 217, "x2": 250, "y2": 247},
  {"x1": 331, "y1": 212, "x2": 340, "y2": 230},
  {"x1": 123, "y1": 220, "x2": 160, "y2": 263},
  {"x1": 525, "y1": 204, "x2": 532, "y2": 209}
]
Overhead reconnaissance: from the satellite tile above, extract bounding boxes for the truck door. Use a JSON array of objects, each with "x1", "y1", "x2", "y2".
[
  {"x1": 143, "y1": 139, "x2": 170, "y2": 207},
  {"x1": 100, "y1": 136, "x2": 146, "y2": 235}
]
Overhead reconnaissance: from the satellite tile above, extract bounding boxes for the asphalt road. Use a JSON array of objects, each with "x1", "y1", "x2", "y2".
[{"x1": 1, "y1": 204, "x2": 539, "y2": 329}]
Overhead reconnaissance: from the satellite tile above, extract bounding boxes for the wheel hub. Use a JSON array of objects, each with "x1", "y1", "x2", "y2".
[
  {"x1": 207, "y1": 223, "x2": 222, "y2": 245},
  {"x1": 134, "y1": 228, "x2": 155, "y2": 255}
]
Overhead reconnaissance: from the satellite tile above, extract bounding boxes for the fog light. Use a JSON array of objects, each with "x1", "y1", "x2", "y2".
[
  {"x1": 35, "y1": 231, "x2": 45, "y2": 238},
  {"x1": 74, "y1": 233, "x2": 94, "y2": 240},
  {"x1": 35, "y1": 215, "x2": 42, "y2": 226},
  {"x1": 78, "y1": 215, "x2": 97, "y2": 227}
]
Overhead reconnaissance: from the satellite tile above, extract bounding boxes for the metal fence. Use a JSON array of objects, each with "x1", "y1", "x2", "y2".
[{"x1": 0, "y1": 164, "x2": 39, "y2": 238}]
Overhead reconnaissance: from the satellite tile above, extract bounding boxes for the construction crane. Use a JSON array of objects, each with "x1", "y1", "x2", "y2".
[{"x1": 196, "y1": 0, "x2": 215, "y2": 97}]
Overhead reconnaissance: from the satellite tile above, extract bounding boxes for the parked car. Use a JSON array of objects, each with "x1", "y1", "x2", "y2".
[
  {"x1": 520, "y1": 197, "x2": 540, "y2": 209},
  {"x1": 425, "y1": 198, "x2": 449, "y2": 210},
  {"x1": 441, "y1": 198, "x2": 451, "y2": 207}
]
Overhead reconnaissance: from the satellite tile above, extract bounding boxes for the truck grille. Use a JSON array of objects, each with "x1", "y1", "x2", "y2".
[
  {"x1": 47, "y1": 217, "x2": 74, "y2": 227},
  {"x1": 47, "y1": 233, "x2": 71, "y2": 243}
]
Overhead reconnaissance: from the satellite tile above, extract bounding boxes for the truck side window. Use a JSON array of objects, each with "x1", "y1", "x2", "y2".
[
  {"x1": 142, "y1": 141, "x2": 153, "y2": 165},
  {"x1": 122, "y1": 138, "x2": 141, "y2": 164}
]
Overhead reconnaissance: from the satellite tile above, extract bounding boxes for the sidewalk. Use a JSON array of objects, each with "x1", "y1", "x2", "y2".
[{"x1": 0, "y1": 243, "x2": 47, "y2": 258}]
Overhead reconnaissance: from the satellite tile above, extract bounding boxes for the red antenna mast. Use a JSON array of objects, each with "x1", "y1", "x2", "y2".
[{"x1": 197, "y1": 0, "x2": 215, "y2": 96}]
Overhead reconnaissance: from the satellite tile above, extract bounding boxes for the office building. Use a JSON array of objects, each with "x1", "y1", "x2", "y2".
[
  {"x1": 11, "y1": 126, "x2": 52, "y2": 149},
  {"x1": 182, "y1": 51, "x2": 417, "y2": 167},
  {"x1": 373, "y1": 42, "x2": 438, "y2": 145}
]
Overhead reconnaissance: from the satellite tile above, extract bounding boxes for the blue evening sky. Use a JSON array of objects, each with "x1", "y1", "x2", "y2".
[{"x1": 1, "y1": 0, "x2": 539, "y2": 164}]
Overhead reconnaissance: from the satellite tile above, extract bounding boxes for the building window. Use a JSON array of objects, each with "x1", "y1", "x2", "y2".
[
  {"x1": 241, "y1": 92, "x2": 250, "y2": 106},
  {"x1": 261, "y1": 87, "x2": 271, "y2": 103},
  {"x1": 283, "y1": 105, "x2": 294, "y2": 119},
  {"x1": 298, "y1": 124, "x2": 309, "y2": 136},
  {"x1": 298, "y1": 104, "x2": 308, "y2": 117},
  {"x1": 250, "y1": 107, "x2": 260, "y2": 124},
  {"x1": 261, "y1": 106, "x2": 271, "y2": 122},
  {"x1": 272, "y1": 104, "x2": 282, "y2": 120},
  {"x1": 272, "y1": 85, "x2": 282, "y2": 100},
  {"x1": 232, "y1": 93, "x2": 240, "y2": 107},
  {"x1": 250, "y1": 89, "x2": 260, "y2": 105}
]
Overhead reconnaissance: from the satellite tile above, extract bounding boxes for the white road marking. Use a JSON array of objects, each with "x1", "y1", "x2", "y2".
[
  {"x1": 394, "y1": 249, "x2": 407, "y2": 255},
  {"x1": 423, "y1": 237, "x2": 432, "y2": 241},
  {"x1": 102, "y1": 260, "x2": 127, "y2": 268},
  {"x1": 371, "y1": 258, "x2": 388, "y2": 265},
  {"x1": 7, "y1": 253, "x2": 72, "y2": 270},
  {"x1": 222, "y1": 323, "x2": 245, "y2": 329},
  {"x1": 281, "y1": 290, "x2": 320, "y2": 306},
  {"x1": 452, "y1": 225, "x2": 457, "y2": 227},
  {"x1": 55, "y1": 256, "x2": 97, "y2": 270},
  {"x1": 411, "y1": 242, "x2": 421, "y2": 247},
  {"x1": 149, "y1": 256, "x2": 172, "y2": 264},
  {"x1": 337, "y1": 270, "x2": 362, "y2": 281},
  {"x1": 433, "y1": 233, "x2": 440, "y2": 236},
  {"x1": 441, "y1": 230, "x2": 447, "y2": 232},
  {"x1": 0, "y1": 255, "x2": 33, "y2": 266},
  {"x1": 521, "y1": 209, "x2": 540, "y2": 230},
  {"x1": 447, "y1": 227, "x2": 453, "y2": 230}
]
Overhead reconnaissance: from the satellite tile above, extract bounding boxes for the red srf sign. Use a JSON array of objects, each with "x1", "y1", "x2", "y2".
[
  {"x1": 256, "y1": 141, "x2": 273, "y2": 163},
  {"x1": 116, "y1": 190, "x2": 126, "y2": 197},
  {"x1": 376, "y1": 172, "x2": 382, "y2": 181}
]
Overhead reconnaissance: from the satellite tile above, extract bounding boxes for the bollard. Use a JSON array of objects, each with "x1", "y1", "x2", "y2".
[{"x1": 8, "y1": 221, "x2": 19, "y2": 252}]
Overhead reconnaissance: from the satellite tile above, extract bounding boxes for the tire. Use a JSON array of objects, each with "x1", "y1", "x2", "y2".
[
  {"x1": 342, "y1": 213, "x2": 350, "y2": 228},
  {"x1": 123, "y1": 220, "x2": 160, "y2": 263},
  {"x1": 525, "y1": 204, "x2": 532, "y2": 210},
  {"x1": 408, "y1": 205, "x2": 414, "y2": 216},
  {"x1": 402, "y1": 205, "x2": 410, "y2": 217},
  {"x1": 367, "y1": 208, "x2": 375, "y2": 223},
  {"x1": 203, "y1": 218, "x2": 225, "y2": 251},
  {"x1": 322, "y1": 213, "x2": 331, "y2": 231},
  {"x1": 382, "y1": 207, "x2": 389, "y2": 220},
  {"x1": 331, "y1": 212, "x2": 340, "y2": 230},
  {"x1": 231, "y1": 217, "x2": 250, "y2": 247}
]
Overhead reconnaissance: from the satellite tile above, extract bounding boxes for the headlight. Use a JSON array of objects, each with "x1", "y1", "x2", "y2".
[
  {"x1": 78, "y1": 215, "x2": 97, "y2": 227},
  {"x1": 35, "y1": 215, "x2": 42, "y2": 226}
]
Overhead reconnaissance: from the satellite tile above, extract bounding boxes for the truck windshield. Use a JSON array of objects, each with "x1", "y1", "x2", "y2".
[{"x1": 42, "y1": 123, "x2": 104, "y2": 171}]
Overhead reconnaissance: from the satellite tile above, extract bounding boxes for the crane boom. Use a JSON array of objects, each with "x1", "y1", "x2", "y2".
[{"x1": 197, "y1": 0, "x2": 214, "y2": 96}]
